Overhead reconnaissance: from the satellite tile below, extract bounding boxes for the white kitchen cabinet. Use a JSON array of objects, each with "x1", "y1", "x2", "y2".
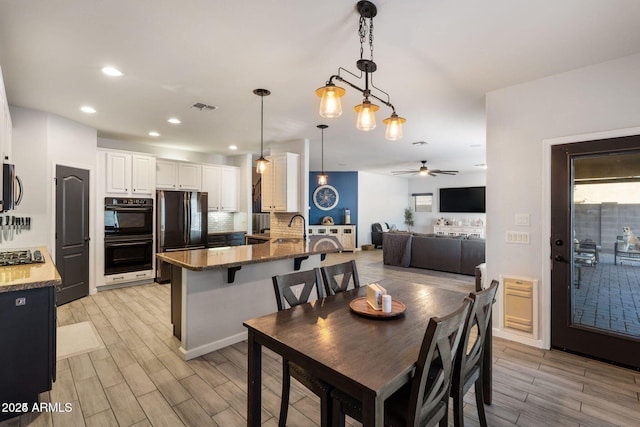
[
  {"x1": 106, "y1": 152, "x2": 129, "y2": 194},
  {"x1": 219, "y1": 166, "x2": 239, "y2": 211},
  {"x1": 131, "y1": 155, "x2": 155, "y2": 194},
  {"x1": 202, "y1": 165, "x2": 239, "y2": 211},
  {"x1": 261, "y1": 152, "x2": 299, "y2": 212},
  {"x1": 0, "y1": 66, "x2": 11, "y2": 165},
  {"x1": 157, "y1": 159, "x2": 203, "y2": 191},
  {"x1": 103, "y1": 269, "x2": 154, "y2": 286},
  {"x1": 201, "y1": 165, "x2": 220, "y2": 206},
  {"x1": 156, "y1": 160, "x2": 178, "y2": 190},
  {"x1": 178, "y1": 163, "x2": 201, "y2": 190},
  {"x1": 105, "y1": 151, "x2": 156, "y2": 196}
]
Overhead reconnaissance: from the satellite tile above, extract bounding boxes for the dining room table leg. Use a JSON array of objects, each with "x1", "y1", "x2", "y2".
[
  {"x1": 247, "y1": 331, "x2": 262, "y2": 426},
  {"x1": 360, "y1": 394, "x2": 384, "y2": 427}
]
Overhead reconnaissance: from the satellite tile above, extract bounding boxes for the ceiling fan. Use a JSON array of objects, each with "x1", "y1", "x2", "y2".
[{"x1": 392, "y1": 160, "x2": 458, "y2": 177}]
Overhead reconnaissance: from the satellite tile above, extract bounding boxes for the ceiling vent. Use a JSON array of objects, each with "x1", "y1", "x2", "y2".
[
  {"x1": 412, "y1": 141, "x2": 428, "y2": 146},
  {"x1": 190, "y1": 102, "x2": 218, "y2": 112}
]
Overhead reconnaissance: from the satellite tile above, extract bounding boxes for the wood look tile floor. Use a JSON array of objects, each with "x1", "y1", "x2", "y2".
[{"x1": 3, "y1": 249, "x2": 639, "y2": 426}]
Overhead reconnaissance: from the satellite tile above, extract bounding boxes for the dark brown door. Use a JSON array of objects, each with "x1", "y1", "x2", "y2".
[
  {"x1": 551, "y1": 135, "x2": 640, "y2": 369},
  {"x1": 55, "y1": 165, "x2": 90, "y2": 306}
]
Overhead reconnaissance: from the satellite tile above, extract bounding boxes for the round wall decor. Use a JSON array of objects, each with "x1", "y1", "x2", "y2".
[{"x1": 313, "y1": 185, "x2": 339, "y2": 211}]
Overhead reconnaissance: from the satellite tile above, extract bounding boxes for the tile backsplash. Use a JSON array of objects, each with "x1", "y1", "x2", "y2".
[
  {"x1": 270, "y1": 212, "x2": 305, "y2": 237},
  {"x1": 207, "y1": 212, "x2": 235, "y2": 233}
]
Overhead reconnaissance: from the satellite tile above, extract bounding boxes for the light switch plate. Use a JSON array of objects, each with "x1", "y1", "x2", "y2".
[
  {"x1": 505, "y1": 231, "x2": 530, "y2": 244},
  {"x1": 515, "y1": 213, "x2": 530, "y2": 226}
]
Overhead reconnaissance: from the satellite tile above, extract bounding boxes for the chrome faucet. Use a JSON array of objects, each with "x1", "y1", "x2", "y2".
[{"x1": 288, "y1": 214, "x2": 307, "y2": 240}]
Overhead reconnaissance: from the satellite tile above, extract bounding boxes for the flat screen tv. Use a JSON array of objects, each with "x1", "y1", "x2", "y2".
[{"x1": 439, "y1": 186, "x2": 486, "y2": 213}]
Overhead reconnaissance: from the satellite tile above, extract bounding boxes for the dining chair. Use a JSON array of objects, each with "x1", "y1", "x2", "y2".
[
  {"x1": 331, "y1": 297, "x2": 473, "y2": 427},
  {"x1": 271, "y1": 268, "x2": 332, "y2": 427},
  {"x1": 451, "y1": 279, "x2": 499, "y2": 427},
  {"x1": 320, "y1": 260, "x2": 361, "y2": 296}
]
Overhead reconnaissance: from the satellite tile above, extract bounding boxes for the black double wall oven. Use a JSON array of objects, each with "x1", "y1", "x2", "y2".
[{"x1": 104, "y1": 198, "x2": 153, "y2": 275}]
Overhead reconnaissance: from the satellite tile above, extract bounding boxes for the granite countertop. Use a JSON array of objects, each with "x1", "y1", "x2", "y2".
[
  {"x1": 0, "y1": 247, "x2": 62, "y2": 293},
  {"x1": 207, "y1": 230, "x2": 246, "y2": 236},
  {"x1": 157, "y1": 235, "x2": 342, "y2": 271},
  {"x1": 244, "y1": 233, "x2": 271, "y2": 241}
]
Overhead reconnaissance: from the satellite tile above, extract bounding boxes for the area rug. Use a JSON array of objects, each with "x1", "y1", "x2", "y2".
[{"x1": 57, "y1": 321, "x2": 104, "y2": 360}]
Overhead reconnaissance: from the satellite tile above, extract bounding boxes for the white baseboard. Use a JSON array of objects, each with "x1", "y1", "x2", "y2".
[
  {"x1": 493, "y1": 327, "x2": 546, "y2": 349},
  {"x1": 179, "y1": 331, "x2": 248, "y2": 360}
]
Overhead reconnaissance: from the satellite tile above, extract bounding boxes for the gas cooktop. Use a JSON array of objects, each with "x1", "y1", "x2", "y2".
[{"x1": 0, "y1": 249, "x2": 44, "y2": 266}]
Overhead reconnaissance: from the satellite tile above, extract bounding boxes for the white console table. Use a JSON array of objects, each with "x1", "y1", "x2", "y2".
[
  {"x1": 434, "y1": 225, "x2": 485, "y2": 238},
  {"x1": 308, "y1": 225, "x2": 356, "y2": 251}
]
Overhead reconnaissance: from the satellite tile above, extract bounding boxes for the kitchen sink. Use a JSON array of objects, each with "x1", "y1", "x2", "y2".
[{"x1": 271, "y1": 238, "x2": 303, "y2": 244}]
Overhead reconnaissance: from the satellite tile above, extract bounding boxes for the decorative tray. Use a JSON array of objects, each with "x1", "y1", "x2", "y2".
[{"x1": 349, "y1": 297, "x2": 406, "y2": 319}]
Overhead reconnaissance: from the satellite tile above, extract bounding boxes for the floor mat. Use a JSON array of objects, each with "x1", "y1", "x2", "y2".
[{"x1": 57, "y1": 321, "x2": 104, "y2": 360}]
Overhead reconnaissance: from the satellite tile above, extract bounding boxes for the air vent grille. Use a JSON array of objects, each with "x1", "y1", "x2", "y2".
[
  {"x1": 412, "y1": 141, "x2": 428, "y2": 146},
  {"x1": 190, "y1": 102, "x2": 218, "y2": 112}
]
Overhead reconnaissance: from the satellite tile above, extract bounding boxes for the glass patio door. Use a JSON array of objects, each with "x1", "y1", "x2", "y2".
[{"x1": 550, "y1": 135, "x2": 640, "y2": 369}]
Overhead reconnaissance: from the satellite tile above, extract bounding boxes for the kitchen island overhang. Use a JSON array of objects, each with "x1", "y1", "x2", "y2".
[{"x1": 156, "y1": 236, "x2": 342, "y2": 360}]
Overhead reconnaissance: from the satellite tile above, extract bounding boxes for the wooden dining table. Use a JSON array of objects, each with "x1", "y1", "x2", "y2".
[{"x1": 244, "y1": 279, "x2": 485, "y2": 426}]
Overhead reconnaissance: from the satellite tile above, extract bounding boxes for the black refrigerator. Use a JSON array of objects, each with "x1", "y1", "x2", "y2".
[{"x1": 156, "y1": 190, "x2": 208, "y2": 283}]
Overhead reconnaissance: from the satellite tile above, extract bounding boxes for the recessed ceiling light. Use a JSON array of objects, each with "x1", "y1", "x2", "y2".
[
  {"x1": 101, "y1": 66, "x2": 124, "y2": 77},
  {"x1": 229, "y1": 145, "x2": 238, "y2": 150},
  {"x1": 149, "y1": 131, "x2": 160, "y2": 137},
  {"x1": 167, "y1": 117, "x2": 181, "y2": 124},
  {"x1": 80, "y1": 105, "x2": 96, "y2": 114}
]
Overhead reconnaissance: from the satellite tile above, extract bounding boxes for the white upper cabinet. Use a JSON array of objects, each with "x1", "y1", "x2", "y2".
[
  {"x1": 156, "y1": 160, "x2": 178, "y2": 190},
  {"x1": 131, "y1": 155, "x2": 155, "y2": 194},
  {"x1": 201, "y1": 165, "x2": 239, "y2": 211},
  {"x1": 219, "y1": 166, "x2": 239, "y2": 211},
  {"x1": 105, "y1": 151, "x2": 156, "y2": 196},
  {"x1": 201, "y1": 165, "x2": 221, "y2": 209},
  {"x1": 177, "y1": 162, "x2": 201, "y2": 190},
  {"x1": 0, "y1": 66, "x2": 11, "y2": 165},
  {"x1": 261, "y1": 152, "x2": 299, "y2": 212},
  {"x1": 157, "y1": 159, "x2": 202, "y2": 191},
  {"x1": 106, "y1": 152, "x2": 130, "y2": 194}
]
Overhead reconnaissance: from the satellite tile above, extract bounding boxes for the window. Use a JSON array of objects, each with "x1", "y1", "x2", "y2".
[{"x1": 413, "y1": 193, "x2": 433, "y2": 212}]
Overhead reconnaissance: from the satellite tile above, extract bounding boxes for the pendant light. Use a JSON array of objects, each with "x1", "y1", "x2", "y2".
[
  {"x1": 254, "y1": 88, "x2": 270, "y2": 174},
  {"x1": 315, "y1": 1, "x2": 406, "y2": 140},
  {"x1": 317, "y1": 124, "x2": 328, "y2": 185}
]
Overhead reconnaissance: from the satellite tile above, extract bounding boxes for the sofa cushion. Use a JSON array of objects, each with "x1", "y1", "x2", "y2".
[{"x1": 410, "y1": 236, "x2": 462, "y2": 273}]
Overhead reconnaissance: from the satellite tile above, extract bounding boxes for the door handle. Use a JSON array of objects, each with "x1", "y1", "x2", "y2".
[{"x1": 554, "y1": 255, "x2": 568, "y2": 263}]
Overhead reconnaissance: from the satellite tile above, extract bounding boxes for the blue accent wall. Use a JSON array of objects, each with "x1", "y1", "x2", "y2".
[{"x1": 309, "y1": 172, "x2": 358, "y2": 226}]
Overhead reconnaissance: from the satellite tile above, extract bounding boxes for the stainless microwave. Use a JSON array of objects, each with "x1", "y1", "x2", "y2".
[{"x1": 1, "y1": 163, "x2": 23, "y2": 212}]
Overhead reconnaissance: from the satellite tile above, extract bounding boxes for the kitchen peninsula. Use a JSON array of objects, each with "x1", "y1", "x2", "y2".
[
  {"x1": 157, "y1": 236, "x2": 342, "y2": 360},
  {"x1": 0, "y1": 248, "x2": 60, "y2": 421}
]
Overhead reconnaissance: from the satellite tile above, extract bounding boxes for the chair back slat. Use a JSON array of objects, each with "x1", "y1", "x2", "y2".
[
  {"x1": 320, "y1": 260, "x2": 361, "y2": 296},
  {"x1": 407, "y1": 298, "x2": 472, "y2": 426},
  {"x1": 272, "y1": 269, "x2": 324, "y2": 311},
  {"x1": 456, "y1": 280, "x2": 499, "y2": 387}
]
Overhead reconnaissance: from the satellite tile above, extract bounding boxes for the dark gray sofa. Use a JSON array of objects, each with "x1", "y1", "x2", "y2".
[
  {"x1": 460, "y1": 238, "x2": 486, "y2": 275},
  {"x1": 384, "y1": 233, "x2": 485, "y2": 276}
]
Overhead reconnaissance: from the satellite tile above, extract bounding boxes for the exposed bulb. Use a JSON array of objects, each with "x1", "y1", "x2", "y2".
[
  {"x1": 256, "y1": 158, "x2": 268, "y2": 174},
  {"x1": 355, "y1": 100, "x2": 378, "y2": 131},
  {"x1": 316, "y1": 84, "x2": 345, "y2": 118},
  {"x1": 383, "y1": 114, "x2": 406, "y2": 141}
]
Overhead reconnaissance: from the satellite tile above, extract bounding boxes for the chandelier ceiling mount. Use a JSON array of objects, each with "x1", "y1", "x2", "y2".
[{"x1": 315, "y1": 0, "x2": 406, "y2": 140}]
